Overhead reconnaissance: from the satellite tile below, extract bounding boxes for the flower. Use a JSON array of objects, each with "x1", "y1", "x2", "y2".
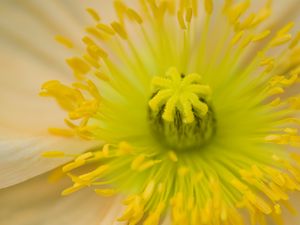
[{"x1": 1, "y1": 0, "x2": 300, "y2": 225}]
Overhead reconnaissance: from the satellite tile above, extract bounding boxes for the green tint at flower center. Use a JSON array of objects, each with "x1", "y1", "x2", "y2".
[{"x1": 148, "y1": 67, "x2": 216, "y2": 151}]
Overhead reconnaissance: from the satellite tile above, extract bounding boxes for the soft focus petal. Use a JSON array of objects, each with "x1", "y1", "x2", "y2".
[
  {"x1": 0, "y1": 52, "x2": 69, "y2": 135},
  {"x1": 0, "y1": 0, "x2": 111, "y2": 188},
  {"x1": 269, "y1": 0, "x2": 300, "y2": 28},
  {"x1": 0, "y1": 134, "x2": 99, "y2": 189},
  {"x1": 0, "y1": 0, "x2": 126, "y2": 133},
  {"x1": 0, "y1": 172, "x2": 124, "y2": 225},
  {"x1": 0, "y1": 0, "x2": 84, "y2": 135},
  {"x1": 280, "y1": 193, "x2": 300, "y2": 225},
  {"x1": 0, "y1": 50, "x2": 100, "y2": 189}
]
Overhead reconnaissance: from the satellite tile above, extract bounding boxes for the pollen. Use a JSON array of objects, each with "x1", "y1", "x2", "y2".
[{"x1": 41, "y1": 1, "x2": 300, "y2": 225}]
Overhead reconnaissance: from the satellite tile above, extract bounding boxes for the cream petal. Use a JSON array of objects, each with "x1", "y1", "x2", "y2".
[
  {"x1": 268, "y1": 0, "x2": 300, "y2": 31},
  {"x1": 0, "y1": 134, "x2": 100, "y2": 189},
  {"x1": 0, "y1": 49, "x2": 100, "y2": 189},
  {"x1": 0, "y1": 0, "x2": 111, "y2": 135},
  {"x1": 0, "y1": 0, "x2": 85, "y2": 134},
  {"x1": 0, "y1": 0, "x2": 104, "y2": 188},
  {"x1": 0, "y1": 172, "x2": 124, "y2": 225},
  {"x1": 281, "y1": 193, "x2": 300, "y2": 225},
  {"x1": 0, "y1": 0, "x2": 120, "y2": 59},
  {"x1": 161, "y1": 215, "x2": 171, "y2": 225},
  {"x1": 0, "y1": 51, "x2": 69, "y2": 135}
]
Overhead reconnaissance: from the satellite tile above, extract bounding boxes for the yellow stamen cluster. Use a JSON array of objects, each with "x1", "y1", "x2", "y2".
[
  {"x1": 40, "y1": 79, "x2": 100, "y2": 139},
  {"x1": 266, "y1": 128, "x2": 300, "y2": 147},
  {"x1": 41, "y1": 0, "x2": 300, "y2": 225}
]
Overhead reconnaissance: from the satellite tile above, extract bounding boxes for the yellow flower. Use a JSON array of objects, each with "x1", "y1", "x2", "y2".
[{"x1": 1, "y1": 0, "x2": 300, "y2": 225}]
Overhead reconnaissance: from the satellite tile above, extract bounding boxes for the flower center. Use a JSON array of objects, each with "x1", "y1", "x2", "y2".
[{"x1": 148, "y1": 67, "x2": 216, "y2": 151}]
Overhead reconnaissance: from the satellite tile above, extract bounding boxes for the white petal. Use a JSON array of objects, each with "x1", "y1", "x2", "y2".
[
  {"x1": 0, "y1": 134, "x2": 99, "y2": 189},
  {"x1": 269, "y1": 0, "x2": 300, "y2": 31},
  {"x1": 161, "y1": 214, "x2": 171, "y2": 225},
  {"x1": 0, "y1": 172, "x2": 124, "y2": 225},
  {"x1": 0, "y1": 48, "x2": 100, "y2": 189},
  {"x1": 0, "y1": 0, "x2": 117, "y2": 135},
  {"x1": 0, "y1": 52, "x2": 69, "y2": 135},
  {"x1": 0, "y1": 0, "x2": 107, "y2": 188},
  {"x1": 281, "y1": 193, "x2": 300, "y2": 225}
]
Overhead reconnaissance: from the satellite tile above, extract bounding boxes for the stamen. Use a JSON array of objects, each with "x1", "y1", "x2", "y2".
[
  {"x1": 177, "y1": 10, "x2": 187, "y2": 29},
  {"x1": 48, "y1": 128, "x2": 74, "y2": 137},
  {"x1": 289, "y1": 31, "x2": 300, "y2": 49},
  {"x1": 54, "y1": 35, "x2": 74, "y2": 48},
  {"x1": 111, "y1": 21, "x2": 128, "y2": 40},
  {"x1": 252, "y1": 30, "x2": 271, "y2": 42},
  {"x1": 42, "y1": 151, "x2": 66, "y2": 158},
  {"x1": 204, "y1": 0, "x2": 213, "y2": 15},
  {"x1": 86, "y1": 27, "x2": 106, "y2": 41},
  {"x1": 66, "y1": 57, "x2": 91, "y2": 78},
  {"x1": 126, "y1": 8, "x2": 143, "y2": 24},
  {"x1": 96, "y1": 23, "x2": 116, "y2": 35},
  {"x1": 95, "y1": 188, "x2": 116, "y2": 196},
  {"x1": 86, "y1": 8, "x2": 101, "y2": 22}
]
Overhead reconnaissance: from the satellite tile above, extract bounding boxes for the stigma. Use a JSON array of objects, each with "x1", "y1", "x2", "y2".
[{"x1": 148, "y1": 67, "x2": 216, "y2": 151}]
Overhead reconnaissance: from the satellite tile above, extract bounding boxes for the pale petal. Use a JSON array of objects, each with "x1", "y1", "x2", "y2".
[
  {"x1": 0, "y1": 0, "x2": 107, "y2": 188},
  {"x1": 268, "y1": 0, "x2": 300, "y2": 31},
  {"x1": 0, "y1": 51, "x2": 69, "y2": 135},
  {"x1": 0, "y1": 0, "x2": 84, "y2": 135},
  {"x1": 0, "y1": 47, "x2": 101, "y2": 189},
  {"x1": 0, "y1": 0, "x2": 120, "y2": 135},
  {"x1": 0, "y1": 134, "x2": 99, "y2": 189},
  {"x1": 161, "y1": 214, "x2": 171, "y2": 225},
  {"x1": 0, "y1": 172, "x2": 124, "y2": 225},
  {"x1": 280, "y1": 193, "x2": 300, "y2": 225}
]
